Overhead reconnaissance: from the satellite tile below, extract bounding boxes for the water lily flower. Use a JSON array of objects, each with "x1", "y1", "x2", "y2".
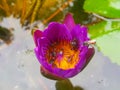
[{"x1": 33, "y1": 13, "x2": 95, "y2": 80}]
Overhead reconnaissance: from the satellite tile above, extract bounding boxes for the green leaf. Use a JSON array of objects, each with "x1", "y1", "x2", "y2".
[
  {"x1": 88, "y1": 21, "x2": 120, "y2": 65},
  {"x1": 84, "y1": 0, "x2": 120, "y2": 18}
]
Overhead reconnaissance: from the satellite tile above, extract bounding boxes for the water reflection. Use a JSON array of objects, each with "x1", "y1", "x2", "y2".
[{"x1": 55, "y1": 79, "x2": 84, "y2": 90}]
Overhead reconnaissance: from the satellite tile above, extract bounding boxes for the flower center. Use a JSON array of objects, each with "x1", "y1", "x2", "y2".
[{"x1": 46, "y1": 40, "x2": 80, "y2": 70}]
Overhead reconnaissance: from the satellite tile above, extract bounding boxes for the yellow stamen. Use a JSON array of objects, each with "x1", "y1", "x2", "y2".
[{"x1": 46, "y1": 41, "x2": 80, "y2": 70}]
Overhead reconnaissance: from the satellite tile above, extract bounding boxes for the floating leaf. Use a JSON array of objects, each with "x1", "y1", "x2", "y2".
[
  {"x1": 84, "y1": 0, "x2": 120, "y2": 18},
  {"x1": 88, "y1": 21, "x2": 120, "y2": 65}
]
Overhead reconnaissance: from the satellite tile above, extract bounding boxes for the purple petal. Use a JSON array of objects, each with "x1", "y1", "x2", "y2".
[
  {"x1": 34, "y1": 37, "x2": 50, "y2": 65},
  {"x1": 39, "y1": 47, "x2": 95, "y2": 79},
  {"x1": 63, "y1": 13, "x2": 75, "y2": 31},
  {"x1": 63, "y1": 47, "x2": 88, "y2": 78},
  {"x1": 82, "y1": 47, "x2": 95, "y2": 70},
  {"x1": 71, "y1": 25, "x2": 89, "y2": 47},
  {"x1": 43, "y1": 22, "x2": 72, "y2": 42},
  {"x1": 33, "y1": 30, "x2": 42, "y2": 46},
  {"x1": 71, "y1": 25, "x2": 88, "y2": 41},
  {"x1": 40, "y1": 66, "x2": 65, "y2": 80},
  {"x1": 71, "y1": 25, "x2": 81, "y2": 39},
  {"x1": 81, "y1": 26, "x2": 89, "y2": 41},
  {"x1": 33, "y1": 13, "x2": 95, "y2": 79}
]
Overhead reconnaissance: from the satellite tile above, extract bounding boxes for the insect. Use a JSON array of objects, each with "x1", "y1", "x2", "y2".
[{"x1": 84, "y1": 40, "x2": 96, "y2": 47}]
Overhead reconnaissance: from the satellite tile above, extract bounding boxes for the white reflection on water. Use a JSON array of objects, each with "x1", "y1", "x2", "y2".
[{"x1": 0, "y1": 17, "x2": 120, "y2": 90}]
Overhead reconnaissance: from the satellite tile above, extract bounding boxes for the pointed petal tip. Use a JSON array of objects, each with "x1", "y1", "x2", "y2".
[
  {"x1": 63, "y1": 13, "x2": 76, "y2": 30},
  {"x1": 44, "y1": 22, "x2": 72, "y2": 42},
  {"x1": 33, "y1": 30, "x2": 43, "y2": 46},
  {"x1": 33, "y1": 30, "x2": 42, "y2": 35}
]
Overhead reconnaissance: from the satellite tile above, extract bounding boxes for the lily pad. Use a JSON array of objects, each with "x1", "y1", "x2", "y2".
[
  {"x1": 88, "y1": 21, "x2": 120, "y2": 65},
  {"x1": 84, "y1": 0, "x2": 120, "y2": 18}
]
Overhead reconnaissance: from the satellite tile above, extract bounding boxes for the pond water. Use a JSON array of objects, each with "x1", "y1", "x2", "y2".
[{"x1": 0, "y1": 17, "x2": 120, "y2": 90}]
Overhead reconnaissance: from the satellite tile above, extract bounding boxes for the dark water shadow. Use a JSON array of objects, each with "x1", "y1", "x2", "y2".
[
  {"x1": 0, "y1": 26, "x2": 14, "y2": 45},
  {"x1": 55, "y1": 79, "x2": 84, "y2": 90}
]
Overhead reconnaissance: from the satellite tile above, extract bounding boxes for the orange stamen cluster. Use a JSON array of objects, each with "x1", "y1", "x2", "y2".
[{"x1": 46, "y1": 40, "x2": 80, "y2": 70}]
